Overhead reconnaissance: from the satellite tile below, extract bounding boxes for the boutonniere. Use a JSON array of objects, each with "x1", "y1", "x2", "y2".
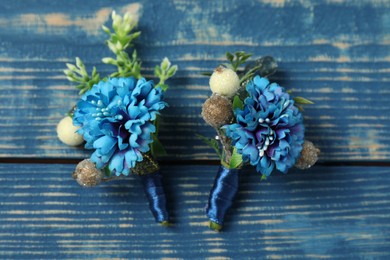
[
  {"x1": 201, "y1": 52, "x2": 320, "y2": 231},
  {"x1": 56, "y1": 11, "x2": 177, "y2": 226}
]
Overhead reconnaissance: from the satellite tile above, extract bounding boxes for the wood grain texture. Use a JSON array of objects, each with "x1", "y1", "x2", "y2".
[
  {"x1": 0, "y1": 0, "x2": 389, "y2": 161},
  {"x1": 1, "y1": 2, "x2": 389, "y2": 258},
  {"x1": 0, "y1": 163, "x2": 389, "y2": 259}
]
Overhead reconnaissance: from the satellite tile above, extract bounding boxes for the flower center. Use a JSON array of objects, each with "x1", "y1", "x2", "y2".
[
  {"x1": 258, "y1": 118, "x2": 270, "y2": 124},
  {"x1": 91, "y1": 99, "x2": 123, "y2": 121},
  {"x1": 257, "y1": 117, "x2": 275, "y2": 157}
]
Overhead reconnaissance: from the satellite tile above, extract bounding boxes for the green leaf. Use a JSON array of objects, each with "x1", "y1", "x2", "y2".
[
  {"x1": 226, "y1": 52, "x2": 234, "y2": 62},
  {"x1": 66, "y1": 111, "x2": 74, "y2": 118},
  {"x1": 103, "y1": 166, "x2": 112, "y2": 177},
  {"x1": 158, "y1": 84, "x2": 169, "y2": 91},
  {"x1": 102, "y1": 25, "x2": 111, "y2": 35},
  {"x1": 260, "y1": 174, "x2": 267, "y2": 181},
  {"x1": 132, "y1": 50, "x2": 138, "y2": 60},
  {"x1": 232, "y1": 95, "x2": 244, "y2": 110},
  {"x1": 154, "y1": 115, "x2": 161, "y2": 133},
  {"x1": 150, "y1": 134, "x2": 167, "y2": 157},
  {"x1": 229, "y1": 147, "x2": 243, "y2": 169},
  {"x1": 154, "y1": 65, "x2": 162, "y2": 77},
  {"x1": 160, "y1": 57, "x2": 171, "y2": 71},
  {"x1": 229, "y1": 51, "x2": 253, "y2": 71},
  {"x1": 243, "y1": 53, "x2": 252, "y2": 60},
  {"x1": 167, "y1": 65, "x2": 178, "y2": 77},
  {"x1": 110, "y1": 71, "x2": 121, "y2": 77},
  {"x1": 196, "y1": 134, "x2": 222, "y2": 159},
  {"x1": 66, "y1": 63, "x2": 77, "y2": 71},
  {"x1": 129, "y1": 31, "x2": 141, "y2": 41},
  {"x1": 75, "y1": 57, "x2": 85, "y2": 70},
  {"x1": 235, "y1": 51, "x2": 245, "y2": 57},
  {"x1": 294, "y1": 96, "x2": 314, "y2": 105},
  {"x1": 102, "y1": 57, "x2": 117, "y2": 65}
]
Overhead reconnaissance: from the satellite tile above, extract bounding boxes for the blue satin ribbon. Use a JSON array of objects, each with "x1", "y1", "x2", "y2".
[
  {"x1": 139, "y1": 171, "x2": 169, "y2": 223},
  {"x1": 206, "y1": 165, "x2": 239, "y2": 225}
]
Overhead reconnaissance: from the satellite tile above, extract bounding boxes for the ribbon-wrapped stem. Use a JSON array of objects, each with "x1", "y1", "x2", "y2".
[
  {"x1": 139, "y1": 170, "x2": 169, "y2": 225},
  {"x1": 206, "y1": 165, "x2": 239, "y2": 231},
  {"x1": 132, "y1": 153, "x2": 169, "y2": 225}
]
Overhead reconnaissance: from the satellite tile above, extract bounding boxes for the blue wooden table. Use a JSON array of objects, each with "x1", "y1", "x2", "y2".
[{"x1": 1, "y1": 0, "x2": 389, "y2": 259}]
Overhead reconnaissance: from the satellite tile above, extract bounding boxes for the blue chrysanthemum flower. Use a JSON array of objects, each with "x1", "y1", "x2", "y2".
[
  {"x1": 225, "y1": 76, "x2": 304, "y2": 176},
  {"x1": 73, "y1": 77, "x2": 166, "y2": 176}
]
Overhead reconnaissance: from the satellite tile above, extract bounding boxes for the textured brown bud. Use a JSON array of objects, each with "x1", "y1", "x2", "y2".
[
  {"x1": 73, "y1": 159, "x2": 104, "y2": 187},
  {"x1": 201, "y1": 94, "x2": 234, "y2": 129},
  {"x1": 295, "y1": 140, "x2": 320, "y2": 169}
]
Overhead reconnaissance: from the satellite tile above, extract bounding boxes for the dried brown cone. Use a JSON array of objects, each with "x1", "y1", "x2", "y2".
[
  {"x1": 201, "y1": 94, "x2": 234, "y2": 129},
  {"x1": 72, "y1": 159, "x2": 105, "y2": 187},
  {"x1": 295, "y1": 140, "x2": 321, "y2": 169}
]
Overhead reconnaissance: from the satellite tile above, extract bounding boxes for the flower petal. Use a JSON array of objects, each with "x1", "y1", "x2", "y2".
[
  {"x1": 242, "y1": 144, "x2": 259, "y2": 165},
  {"x1": 93, "y1": 135, "x2": 117, "y2": 154}
]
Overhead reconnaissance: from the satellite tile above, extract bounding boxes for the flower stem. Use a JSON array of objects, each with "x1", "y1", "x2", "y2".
[
  {"x1": 209, "y1": 221, "x2": 222, "y2": 231},
  {"x1": 216, "y1": 128, "x2": 233, "y2": 166},
  {"x1": 206, "y1": 165, "x2": 239, "y2": 231},
  {"x1": 132, "y1": 154, "x2": 170, "y2": 224},
  {"x1": 139, "y1": 170, "x2": 170, "y2": 224}
]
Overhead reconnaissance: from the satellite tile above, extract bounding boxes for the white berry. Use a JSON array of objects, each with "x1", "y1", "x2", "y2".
[
  {"x1": 209, "y1": 66, "x2": 240, "y2": 98},
  {"x1": 56, "y1": 116, "x2": 84, "y2": 146}
]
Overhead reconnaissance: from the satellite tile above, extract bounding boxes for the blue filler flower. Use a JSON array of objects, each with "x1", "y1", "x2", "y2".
[
  {"x1": 225, "y1": 76, "x2": 304, "y2": 176},
  {"x1": 73, "y1": 77, "x2": 166, "y2": 176}
]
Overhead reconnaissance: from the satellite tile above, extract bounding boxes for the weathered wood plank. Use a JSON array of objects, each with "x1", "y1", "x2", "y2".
[
  {"x1": 0, "y1": 0, "x2": 389, "y2": 161},
  {"x1": 0, "y1": 163, "x2": 389, "y2": 259}
]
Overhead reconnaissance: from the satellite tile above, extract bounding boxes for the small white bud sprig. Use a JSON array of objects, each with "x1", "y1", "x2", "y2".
[
  {"x1": 63, "y1": 57, "x2": 101, "y2": 95},
  {"x1": 154, "y1": 57, "x2": 178, "y2": 91},
  {"x1": 103, "y1": 11, "x2": 140, "y2": 54},
  {"x1": 101, "y1": 11, "x2": 142, "y2": 79}
]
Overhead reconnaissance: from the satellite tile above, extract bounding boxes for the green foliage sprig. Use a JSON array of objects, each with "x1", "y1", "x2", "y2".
[
  {"x1": 102, "y1": 11, "x2": 140, "y2": 54},
  {"x1": 154, "y1": 58, "x2": 178, "y2": 91},
  {"x1": 225, "y1": 51, "x2": 252, "y2": 72},
  {"x1": 63, "y1": 58, "x2": 101, "y2": 95},
  {"x1": 102, "y1": 50, "x2": 142, "y2": 78},
  {"x1": 64, "y1": 11, "x2": 177, "y2": 95},
  {"x1": 102, "y1": 11, "x2": 142, "y2": 79},
  {"x1": 293, "y1": 96, "x2": 315, "y2": 111}
]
